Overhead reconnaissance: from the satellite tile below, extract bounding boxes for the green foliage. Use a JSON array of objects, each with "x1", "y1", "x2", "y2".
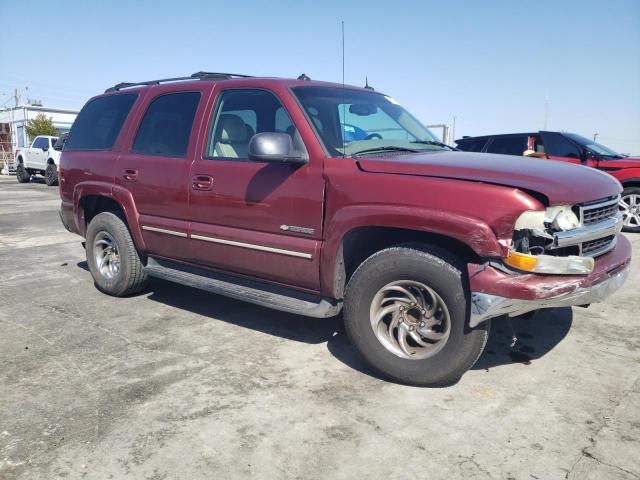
[{"x1": 25, "y1": 113, "x2": 58, "y2": 141}]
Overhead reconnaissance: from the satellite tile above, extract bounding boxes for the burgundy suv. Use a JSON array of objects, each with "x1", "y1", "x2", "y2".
[{"x1": 59, "y1": 72, "x2": 631, "y2": 386}]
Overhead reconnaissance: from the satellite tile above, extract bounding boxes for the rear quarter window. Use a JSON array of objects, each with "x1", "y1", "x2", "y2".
[{"x1": 65, "y1": 93, "x2": 137, "y2": 151}]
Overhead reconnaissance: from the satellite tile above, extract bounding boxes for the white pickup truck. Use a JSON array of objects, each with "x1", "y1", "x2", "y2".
[{"x1": 15, "y1": 135, "x2": 61, "y2": 186}]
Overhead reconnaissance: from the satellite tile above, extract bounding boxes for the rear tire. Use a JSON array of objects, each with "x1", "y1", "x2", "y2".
[
  {"x1": 344, "y1": 245, "x2": 489, "y2": 387},
  {"x1": 620, "y1": 187, "x2": 640, "y2": 233},
  {"x1": 16, "y1": 163, "x2": 31, "y2": 183},
  {"x1": 86, "y1": 212, "x2": 148, "y2": 296},
  {"x1": 45, "y1": 163, "x2": 58, "y2": 186}
]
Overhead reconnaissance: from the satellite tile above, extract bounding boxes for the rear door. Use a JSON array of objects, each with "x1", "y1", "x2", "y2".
[
  {"x1": 484, "y1": 135, "x2": 528, "y2": 156},
  {"x1": 116, "y1": 86, "x2": 206, "y2": 262},
  {"x1": 188, "y1": 86, "x2": 324, "y2": 291},
  {"x1": 29, "y1": 137, "x2": 47, "y2": 169}
]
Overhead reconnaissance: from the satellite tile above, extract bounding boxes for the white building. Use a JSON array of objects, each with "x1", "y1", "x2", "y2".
[{"x1": 0, "y1": 104, "x2": 78, "y2": 150}]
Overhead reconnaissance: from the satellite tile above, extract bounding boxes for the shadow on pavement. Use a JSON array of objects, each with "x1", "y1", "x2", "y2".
[{"x1": 77, "y1": 262, "x2": 573, "y2": 383}]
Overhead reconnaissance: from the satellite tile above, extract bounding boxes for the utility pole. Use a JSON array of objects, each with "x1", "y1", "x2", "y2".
[
  {"x1": 13, "y1": 88, "x2": 20, "y2": 107},
  {"x1": 543, "y1": 89, "x2": 549, "y2": 129},
  {"x1": 452, "y1": 115, "x2": 458, "y2": 142}
]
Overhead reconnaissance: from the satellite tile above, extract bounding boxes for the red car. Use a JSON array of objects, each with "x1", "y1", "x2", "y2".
[
  {"x1": 456, "y1": 132, "x2": 640, "y2": 232},
  {"x1": 58, "y1": 73, "x2": 631, "y2": 386}
]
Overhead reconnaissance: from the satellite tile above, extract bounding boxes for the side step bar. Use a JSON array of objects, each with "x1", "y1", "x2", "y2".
[{"x1": 144, "y1": 257, "x2": 342, "y2": 318}]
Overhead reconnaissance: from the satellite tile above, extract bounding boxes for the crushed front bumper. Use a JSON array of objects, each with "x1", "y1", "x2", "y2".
[{"x1": 468, "y1": 234, "x2": 632, "y2": 327}]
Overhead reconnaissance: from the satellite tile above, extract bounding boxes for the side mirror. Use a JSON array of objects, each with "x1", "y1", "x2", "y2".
[
  {"x1": 580, "y1": 149, "x2": 594, "y2": 162},
  {"x1": 248, "y1": 132, "x2": 308, "y2": 165},
  {"x1": 42, "y1": 147, "x2": 48, "y2": 152}
]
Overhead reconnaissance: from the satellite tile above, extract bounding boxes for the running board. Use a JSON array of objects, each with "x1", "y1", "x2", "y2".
[{"x1": 144, "y1": 257, "x2": 342, "y2": 318}]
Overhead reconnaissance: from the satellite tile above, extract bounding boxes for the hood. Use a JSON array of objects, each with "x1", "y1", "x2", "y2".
[{"x1": 356, "y1": 151, "x2": 621, "y2": 205}]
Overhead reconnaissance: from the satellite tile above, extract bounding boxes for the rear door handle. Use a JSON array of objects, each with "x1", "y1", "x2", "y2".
[
  {"x1": 122, "y1": 169, "x2": 138, "y2": 182},
  {"x1": 192, "y1": 175, "x2": 213, "y2": 191}
]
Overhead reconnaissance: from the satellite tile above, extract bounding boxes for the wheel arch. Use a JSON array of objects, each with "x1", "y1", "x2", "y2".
[
  {"x1": 325, "y1": 224, "x2": 490, "y2": 300},
  {"x1": 75, "y1": 183, "x2": 146, "y2": 252},
  {"x1": 621, "y1": 178, "x2": 640, "y2": 189}
]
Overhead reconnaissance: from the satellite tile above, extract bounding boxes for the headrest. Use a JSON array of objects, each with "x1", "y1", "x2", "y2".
[{"x1": 218, "y1": 114, "x2": 247, "y2": 143}]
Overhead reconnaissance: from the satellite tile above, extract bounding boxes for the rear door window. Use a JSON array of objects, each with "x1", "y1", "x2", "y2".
[
  {"x1": 485, "y1": 135, "x2": 528, "y2": 156},
  {"x1": 65, "y1": 93, "x2": 137, "y2": 151},
  {"x1": 32, "y1": 137, "x2": 48, "y2": 149},
  {"x1": 132, "y1": 92, "x2": 201, "y2": 157}
]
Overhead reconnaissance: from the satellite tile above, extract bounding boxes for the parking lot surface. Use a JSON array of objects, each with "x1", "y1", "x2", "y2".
[{"x1": 1, "y1": 175, "x2": 638, "y2": 480}]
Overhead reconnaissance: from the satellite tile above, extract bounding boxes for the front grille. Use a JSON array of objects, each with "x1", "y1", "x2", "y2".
[
  {"x1": 582, "y1": 235, "x2": 615, "y2": 256},
  {"x1": 567, "y1": 196, "x2": 621, "y2": 257},
  {"x1": 582, "y1": 202, "x2": 619, "y2": 225}
]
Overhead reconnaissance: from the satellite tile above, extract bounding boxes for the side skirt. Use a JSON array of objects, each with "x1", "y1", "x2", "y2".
[{"x1": 144, "y1": 257, "x2": 342, "y2": 319}]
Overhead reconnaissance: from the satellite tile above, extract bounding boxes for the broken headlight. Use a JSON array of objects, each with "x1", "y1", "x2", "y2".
[{"x1": 505, "y1": 206, "x2": 594, "y2": 275}]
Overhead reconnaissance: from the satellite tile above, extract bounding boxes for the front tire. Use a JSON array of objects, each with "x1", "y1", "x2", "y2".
[
  {"x1": 344, "y1": 245, "x2": 489, "y2": 387},
  {"x1": 45, "y1": 163, "x2": 58, "y2": 186},
  {"x1": 86, "y1": 212, "x2": 148, "y2": 296},
  {"x1": 620, "y1": 187, "x2": 640, "y2": 233},
  {"x1": 16, "y1": 163, "x2": 31, "y2": 183}
]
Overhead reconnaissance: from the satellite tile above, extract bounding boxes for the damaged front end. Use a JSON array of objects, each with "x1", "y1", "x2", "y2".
[{"x1": 468, "y1": 195, "x2": 630, "y2": 326}]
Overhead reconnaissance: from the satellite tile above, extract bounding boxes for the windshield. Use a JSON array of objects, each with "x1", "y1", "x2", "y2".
[
  {"x1": 292, "y1": 86, "x2": 444, "y2": 157},
  {"x1": 565, "y1": 133, "x2": 625, "y2": 159}
]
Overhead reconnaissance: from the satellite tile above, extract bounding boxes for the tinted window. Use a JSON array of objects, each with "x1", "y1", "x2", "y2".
[
  {"x1": 65, "y1": 94, "x2": 137, "y2": 151},
  {"x1": 32, "y1": 137, "x2": 48, "y2": 149},
  {"x1": 456, "y1": 138, "x2": 487, "y2": 152},
  {"x1": 542, "y1": 132, "x2": 582, "y2": 159},
  {"x1": 485, "y1": 136, "x2": 527, "y2": 155},
  {"x1": 206, "y1": 89, "x2": 297, "y2": 159},
  {"x1": 132, "y1": 92, "x2": 201, "y2": 157}
]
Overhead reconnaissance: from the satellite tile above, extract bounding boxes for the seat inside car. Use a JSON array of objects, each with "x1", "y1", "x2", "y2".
[{"x1": 214, "y1": 114, "x2": 250, "y2": 158}]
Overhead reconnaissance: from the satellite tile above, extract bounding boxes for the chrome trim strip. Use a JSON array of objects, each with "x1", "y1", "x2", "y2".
[
  {"x1": 581, "y1": 196, "x2": 619, "y2": 211},
  {"x1": 470, "y1": 266, "x2": 630, "y2": 327},
  {"x1": 142, "y1": 226, "x2": 188, "y2": 238},
  {"x1": 191, "y1": 234, "x2": 313, "y2": 259},
  {"x1": 553, "y1": 214, "x2": 623, "y2": 248}
]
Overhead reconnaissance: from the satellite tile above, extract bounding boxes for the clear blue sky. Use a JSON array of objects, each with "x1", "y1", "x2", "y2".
[{"x1": 1, "y1": 0, "x2": 639, "y2": 153}]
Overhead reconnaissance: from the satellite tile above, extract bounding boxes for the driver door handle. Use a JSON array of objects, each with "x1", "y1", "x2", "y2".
[
  {"x1": 192, "y1": 175, "x2": 213, "y2": 191},
  {"x1": 122, "y1": 169, "x2": 139, "y2": 182}
]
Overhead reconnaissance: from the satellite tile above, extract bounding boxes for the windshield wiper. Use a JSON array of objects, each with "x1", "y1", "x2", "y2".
[
  {"x1": 410, "y1": 140, "x2": 457, "y2": 151},
  {"x1": 352, "y1": 146, "x2": 420, "y2": 156}
]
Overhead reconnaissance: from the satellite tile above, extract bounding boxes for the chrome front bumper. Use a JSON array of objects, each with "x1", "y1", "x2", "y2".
[{"x1": 469, "y1": 265, "x2": 630, "y2": 327}]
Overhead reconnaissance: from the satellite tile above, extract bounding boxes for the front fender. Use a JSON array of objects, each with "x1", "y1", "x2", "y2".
[{"x1": 319, "y1": 204, "x2": 508, "y2": 297}]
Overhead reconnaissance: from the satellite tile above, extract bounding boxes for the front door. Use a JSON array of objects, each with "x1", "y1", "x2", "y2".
[
  {"x1": 116, "y1": 88, "x2": 204, "y2": 262},
  {"x1": 540, "y1": 131, "x2": 597, "y2": 167},
  {"x1": 30, "y1": 136, "x2": 47, "y2": 169},
  {"x1": 188, "y1": 88, "x2": 325, "y2": 291}
]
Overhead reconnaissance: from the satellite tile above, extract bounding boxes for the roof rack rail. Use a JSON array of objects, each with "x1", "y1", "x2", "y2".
[{"x1": 105, "y1": 71, "x2": 253, "y2": 93}]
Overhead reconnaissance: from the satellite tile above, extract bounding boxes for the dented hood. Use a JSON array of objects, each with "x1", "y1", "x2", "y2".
[{"x1": 356, "y1": 151, "x2": 622, "y2": 205}]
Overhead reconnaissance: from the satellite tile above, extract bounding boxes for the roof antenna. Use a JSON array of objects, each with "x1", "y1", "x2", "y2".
[
  {"x1": 341, "y1": 20, "x2": 346, "y2": 158},
  {"x1": 364, "y1": 76, "x2": 374, "y2": 90}
]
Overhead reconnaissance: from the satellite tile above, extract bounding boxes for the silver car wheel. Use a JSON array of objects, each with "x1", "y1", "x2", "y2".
[
  {"x1": 369, "y1": 280, "x2": 451, "y2": 360},
  {"x1": 620, "y1": 193, "x2": 640, "y2": 228},
  {"x1": 94, "y1": 231, "x2": 120, "y2": 280}
]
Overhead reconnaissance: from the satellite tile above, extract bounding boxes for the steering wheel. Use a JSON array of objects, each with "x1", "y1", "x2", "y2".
[{"x1": 365, "y1": 133, "x2": 383, "y2": 140}]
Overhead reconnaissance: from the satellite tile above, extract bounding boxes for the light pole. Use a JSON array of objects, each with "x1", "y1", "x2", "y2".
[{"x1": 593, "y1": 133, "x2": 598, "y2": 142}]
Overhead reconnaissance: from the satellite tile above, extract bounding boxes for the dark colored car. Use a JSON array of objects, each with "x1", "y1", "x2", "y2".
[
  {"x1": 456, "y1": 131, "x2": 640, "y2": 232},
  {"x1": 58, "y1": 73, "x2": 631, "y2": 386}
]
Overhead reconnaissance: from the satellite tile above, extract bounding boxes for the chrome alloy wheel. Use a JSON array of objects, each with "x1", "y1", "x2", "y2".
[
  {"x1": 369, "y1": 280, "x2": 451, "y2": 360},
  {"x1": 619, "y1": 193, "x2": 640, "y2": 228},
  {"x1": 94, "y1": 231, "x2": 120, "y2": 280}
]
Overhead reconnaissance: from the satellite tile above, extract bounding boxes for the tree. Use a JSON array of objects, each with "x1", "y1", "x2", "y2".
[{"x1": 25, "y1": 113, "x2": 58, "y2": 141}]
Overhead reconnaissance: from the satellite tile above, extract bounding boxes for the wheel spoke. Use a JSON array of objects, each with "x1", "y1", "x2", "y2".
[{"x1": 370, "y1": 279, "x2": 451, "y2": 360}]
